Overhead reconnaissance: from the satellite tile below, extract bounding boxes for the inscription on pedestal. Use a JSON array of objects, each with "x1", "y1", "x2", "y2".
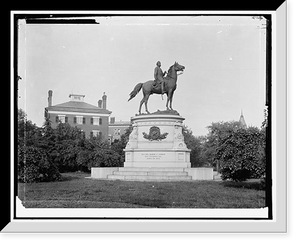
[{"x1": 141, "y1": 153, "x2": 166, "y2": 160}]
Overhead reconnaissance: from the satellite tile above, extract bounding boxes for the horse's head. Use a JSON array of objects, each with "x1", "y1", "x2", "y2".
[
  {"x1": 174, "y1": 61, "x2": 185, "y2": 72},
  {"x1": 166, "y1": 62, "x2": 185, "y2": 78}
]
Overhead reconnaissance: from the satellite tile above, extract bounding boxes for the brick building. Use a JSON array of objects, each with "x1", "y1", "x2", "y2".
[
  {"x1": 44, "y1": 90, "x2": 112, "y2": 139},
  {"x1": 108, "y1": 117, "x2": 131, "y2": 143}
]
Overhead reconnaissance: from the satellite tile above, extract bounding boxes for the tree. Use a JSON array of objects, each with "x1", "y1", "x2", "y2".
[
  {"x1": 110, "y1": 126, "x2": 133, "y2": 166},
  {"x1": 17, "y1": 109, "x2": 129, "y2": 182},
  {"x1": 216, "y1": 127, "x2": 266, "y2": 181},
  {"x1": 203, "y1": 121, "x2": 242, "y2": 170},
  {"x1": 51, "y1": 122, "x2": 85, "y2": 172},
  {"x1": 17, "y1": 111, "x2": 61, "y2": 182},
  {"x1": 201, "y1": 121, "x2": 266, "y2": 180},
  {"x1": 182, "y1": 125, "x2": 208, "y2": 167},
  {"x1": 18, "y1": 109, "x2": 42, "y2": 147}
]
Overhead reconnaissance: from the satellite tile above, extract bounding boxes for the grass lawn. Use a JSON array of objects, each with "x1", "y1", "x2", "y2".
[{"x1": 18, "y1": 172, "x2": 266, "y2": 208}]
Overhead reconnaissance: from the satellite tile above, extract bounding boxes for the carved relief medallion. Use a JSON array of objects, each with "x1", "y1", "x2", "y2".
[{"x1": 142, "y1": 126, "x2": 168, "y2": 141}]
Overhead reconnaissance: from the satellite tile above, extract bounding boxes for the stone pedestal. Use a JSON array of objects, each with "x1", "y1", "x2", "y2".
[
  {"x1": 124, "y1": 113, "x2": 191, "y2": 168},
  {"x1": 90, "y1": 112, "x2": 213, "y2": 181}
]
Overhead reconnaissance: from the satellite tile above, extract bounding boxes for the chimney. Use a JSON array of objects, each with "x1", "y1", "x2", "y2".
[
  {"x1": 48, "y1": 90, "x2": 53, "y2": 107},
  {"x1": 110, "y1": 117, "x2": 115, "y2": 124},
  {"x1": 98, "y1": 99, "x2": 102, "y2": 108},
  {"x1": 102, "y1": 92, "x2": 107, "y2": 109}
]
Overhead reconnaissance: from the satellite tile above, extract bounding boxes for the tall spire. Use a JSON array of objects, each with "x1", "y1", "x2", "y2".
[{"x1": 239, "y1": 110, "x2": 247, "y2": 129}]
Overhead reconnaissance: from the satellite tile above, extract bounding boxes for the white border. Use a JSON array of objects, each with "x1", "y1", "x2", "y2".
[{"x1": 6, "y1": 6, "x2": 287, "y2": 232}]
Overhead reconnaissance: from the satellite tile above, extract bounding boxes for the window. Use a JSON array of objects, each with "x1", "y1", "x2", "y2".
[
  {"x1": 92, "y1": 117, "x2": 100, "y2": 125},
  {"x1": 58, "y1": 115, "x2": 66, "y2": 123},
  {"x1": 90, "y1": 117, "x2": 102, "y2": 125},
  {"x1": 90, "y1": 130, "x2": 102, "y2": 139},
  {"x1": 76, "y1": 116, "x2": 83, "y2": 125},
  {"x1": 91, "y1": 130, "x2": 100, "y2": 137}
]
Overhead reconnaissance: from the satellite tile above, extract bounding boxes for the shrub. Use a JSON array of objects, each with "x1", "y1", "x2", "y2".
[
  {"x1": 182, "y1": 126, "x2": 207, "y2": 167},
  {"x1": 90, "y1": 148, "x2": 122, "y2": 168},
  {"x1": 50, "y1": 123, "x2": 85, "y2": 173},
  {"x1": 217, "y1": 127, "x2": 266, "y2": 181},
  {"x1": 76, "y1": 149, "x2": 92, "y2": 171},
  {"x1": 18, "y1": 145, "x2": 61, "y2": 183},
  {"x1": 18, "y1": 112, "x2": 128, "y2": 179}
]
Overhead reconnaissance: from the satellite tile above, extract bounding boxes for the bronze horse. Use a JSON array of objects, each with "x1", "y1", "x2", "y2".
[{"x1": 128, "y1": 62, "x2": 185, "y2": 114}]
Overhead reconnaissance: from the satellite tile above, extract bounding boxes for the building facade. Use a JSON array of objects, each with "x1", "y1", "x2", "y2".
[
  {"x1": 44, "y1": 90, "x2": 112, "y2": 139},
  {"x1": 108, "y1": 117, "x2": 131, "y2": 143}
]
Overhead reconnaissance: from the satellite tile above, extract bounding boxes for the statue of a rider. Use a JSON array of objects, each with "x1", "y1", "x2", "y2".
[{"x1": 153, "y1": 61, "x2": 167, "y2": 98}]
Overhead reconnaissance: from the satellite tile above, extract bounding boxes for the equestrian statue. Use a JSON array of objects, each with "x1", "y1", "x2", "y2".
[{"x1": 128, "y1": 61, "x2": 185, "y2": 114}]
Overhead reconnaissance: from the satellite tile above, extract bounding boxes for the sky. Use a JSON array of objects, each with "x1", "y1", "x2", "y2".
[{"x1": 17, "y1": 15, "x2": 267, "y2": 136}]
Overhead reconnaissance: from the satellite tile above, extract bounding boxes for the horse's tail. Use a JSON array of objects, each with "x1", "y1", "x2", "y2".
[{"x1": 128, "y1": 83, "x2": 143, "y2": 102}]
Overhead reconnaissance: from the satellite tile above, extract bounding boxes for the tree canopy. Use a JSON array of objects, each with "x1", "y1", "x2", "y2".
[{"x1": 18, "y1": 109, "x2": 266, "y2": 182}]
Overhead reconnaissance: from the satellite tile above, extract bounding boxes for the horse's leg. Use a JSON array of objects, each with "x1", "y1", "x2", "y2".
[
  {"x1": 166, "y1": 91, "x2": 170, "y2": 110},
  {"x1": 169, "y1": 90, "x2": 175, "y2": 110},
  {"x1": 138, "y1": 96, "x2": 145, "y2": 114},
  {"x1": 144, "y1": 93, "x2": 151, "y2": 114}
]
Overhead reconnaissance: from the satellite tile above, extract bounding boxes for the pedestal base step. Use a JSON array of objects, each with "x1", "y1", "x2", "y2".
[
  {"x1": 91, "y1": 167, "x2": 214, "y2": 181},
  {"x1": 107, "y1": 167, "x2": 192, "y2": 181}
]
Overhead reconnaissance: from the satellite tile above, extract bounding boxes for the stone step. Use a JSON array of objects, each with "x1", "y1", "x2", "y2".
[
  {"x1": 118, "y1": 167, "x2": 184, "y2": 172},
  {"x1": 113, "y1": 171, "x2": 188, "y2": 176},
  {"x1": 106, "y1": 167, "x2": 192, "y2": 181},
  {"x1": 107, "y1": 174, "x2": 192, "y2": 181},
  {"x1": 91, "y1": 167, "x2": 214, "y2": 180}
]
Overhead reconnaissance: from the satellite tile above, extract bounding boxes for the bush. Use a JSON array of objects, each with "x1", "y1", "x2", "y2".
[
  {"x1": 50, "y1": 123, "x2": 85, "y2": 173},
  {"x1": 182, "y1": 126, "x2": 207, "y2": 167},
  {"x1": 217, "y1": 127, "x2": 266, "y2": 181},
  {"x1": 89, "y1": 148, "x2": 122, "y2": 168},
  {"x1": 18, "y1": 111, "x2": 128, "y2": 180},
  {"x1": 76, "y1": 149, "x2": 92, "y2": 171},
  {"x1": 18, "y1": 145, "x2": 61, "y2": 183}
]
